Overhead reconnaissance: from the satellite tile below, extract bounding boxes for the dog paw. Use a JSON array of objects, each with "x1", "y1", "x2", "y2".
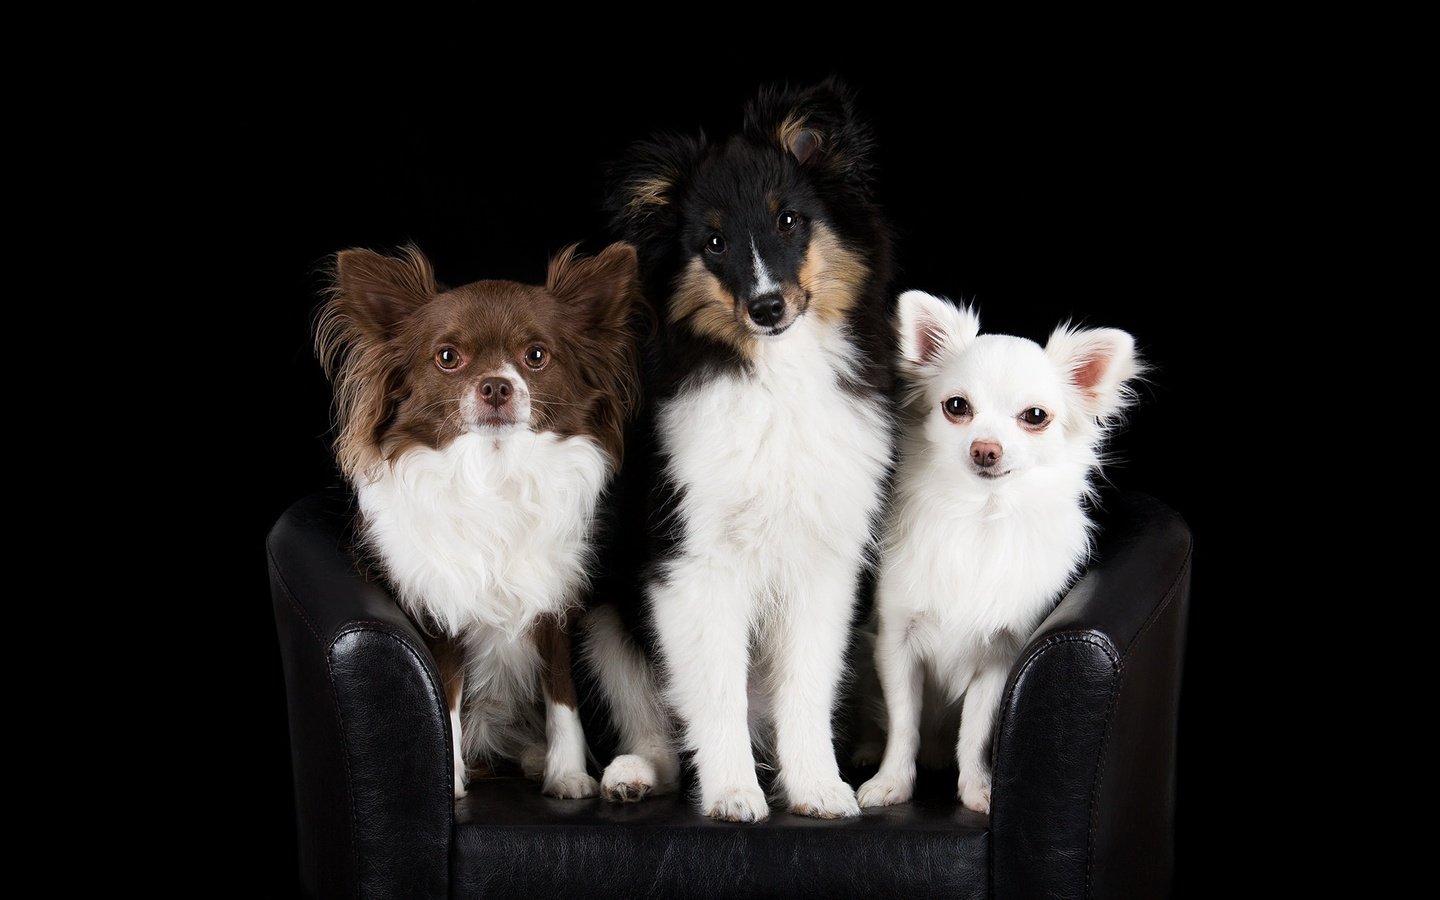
[
  {"x1": 850, "y1": 741, "x2": 884, "y2": 768},
  {"x1": 542, "y1": 771, "x2": 599, "y2": 799},
  {"x1": 957, "y1": 774, "x2": 991, "y2": 814},
  {"x1": 601, "y1": 754, "x2": 658, "y2": 803},
  {"x1": 856, "y1": 774, "x2": 914, "y2": 808},
  {"x1": 789, "y1": 777, "x2": 860, "y2": 819},
  {"x1": 703, "y1": 784, "x2": 770, "y2": 823}
]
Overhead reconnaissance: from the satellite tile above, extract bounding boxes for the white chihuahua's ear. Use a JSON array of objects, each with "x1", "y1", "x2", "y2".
[
  {"x1": 1045, "y1": 325, "x2": 1143, "y2": 422},
  {"x1": 896, "y1": 290, "x2": 981, "y2": 377}
]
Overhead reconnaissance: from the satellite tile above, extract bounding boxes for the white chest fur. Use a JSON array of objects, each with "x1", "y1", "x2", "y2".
[
  {"x1": 355, "y1": 430, "x2": 610, "y2": 639},
  {"x1": 658, "y1": 317, "x2": 892, "y2": 593},
  {"x1": 880, "y1": 439, "x2": 1092, "y2": 676}
]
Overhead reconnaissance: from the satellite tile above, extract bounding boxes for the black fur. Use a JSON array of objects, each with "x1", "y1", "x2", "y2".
[
  {"x1": 583, "y1": 79, "x2": 897, "y2": 702},
  {"x1": 607, "y1": 77, "x2": 895, "y2": 400}
]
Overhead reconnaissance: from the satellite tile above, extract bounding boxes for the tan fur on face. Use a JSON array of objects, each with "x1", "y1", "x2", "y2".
[
  {"x1": 672, "y1": 258, "x2": 755, "y2": 358},
  {"x1": 799, "y1": 222, "x2": 868, "y2": 325}
]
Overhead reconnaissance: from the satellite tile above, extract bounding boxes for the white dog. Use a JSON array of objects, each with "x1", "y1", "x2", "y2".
[{"x1": 857, "y1": 290, "x2": 1142, "y2": 813}]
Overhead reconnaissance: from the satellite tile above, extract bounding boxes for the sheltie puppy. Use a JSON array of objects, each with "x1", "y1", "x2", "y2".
[
  {"x1": 857, "y1": 291, "x2": 1142, "y2": 813},
  {"x1": 316, "y1": 242, "x2": 642, "y2": 799},
  {"x1": 584, "y1": 80, "x2": 895, "y2": 822}
]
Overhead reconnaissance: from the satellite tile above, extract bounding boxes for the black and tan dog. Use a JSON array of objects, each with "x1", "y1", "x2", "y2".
[{"x1": 582, "y1": 80, "x2": 896, "y2": 822}]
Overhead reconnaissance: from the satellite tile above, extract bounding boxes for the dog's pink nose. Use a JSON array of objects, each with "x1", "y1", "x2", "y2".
[
  {"x1": 970, "y1": 440, "x2": 1003, "y2": 468},
  {"x1": 479, "y1": 377, "x2": 513, "y2": 409}
]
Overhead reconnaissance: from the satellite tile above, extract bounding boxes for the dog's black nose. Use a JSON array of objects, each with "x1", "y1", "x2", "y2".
[
  {"x1": 970, "y1": 441, "x2": 1003, "y2": 468},
  {"x1": 746, "y1": 293, "x2": 786, "y2": 328},
  {"x1": 479, "y1": 377, "x2": 513, "y2": 409}
]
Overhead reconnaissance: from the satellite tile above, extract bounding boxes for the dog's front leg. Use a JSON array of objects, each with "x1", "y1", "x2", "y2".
[
  {"x1": 651, "y1": 558, "x2": 767, "y2": 822},
  {"x1": 856, "y1": 611, "x2": 924, "y2": 808},
  {"x1": 429, "y1": 634, "x2": 468, "y2": 800},
  {"x1": 772, "y1": 568, "x2": 862, "y2": 818},
  {"x1": 536, "y1": 614, "x2": 599, "y2": 799},
  {"x1": 955, "y1": 659, "x2": 1009, "y2": 814}
]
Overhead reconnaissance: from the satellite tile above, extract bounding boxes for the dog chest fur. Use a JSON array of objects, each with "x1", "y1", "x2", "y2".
[
  {"x1": 657, "y1": 316, "x2": 890, "y2": 596},
  {"x1": 356, "y1": 430, "x2": 610, "y2": 640},
  {"x1": 880, "y1": 452, "x2": 1092, "y2": 685}
]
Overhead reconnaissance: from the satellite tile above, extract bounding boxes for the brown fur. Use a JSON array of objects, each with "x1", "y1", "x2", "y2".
[
  {"x1": 533, "y1": 614, "x2": 579, "y2": 709},
  {"x1": 777, "y1": 115, "x2": 823, "y2": 165},
  {"x1": 800, "y1": 222, "x2": 869, "y2": 326},
  {"x1": 429, "y1": 632, "x2": 466, "y2": 715},
  {"x1": 624, "y1": 176, "x2": 675, "y2": 217},
  {"x1": 671, "y1": 258, "x2": 755, "y2": 358},
  {"x1": 665, "y1": 221, "x2": 868, "y2": 357},
  {"x1": 315, "y1": 243, "x2": 644, "y2": 480}
]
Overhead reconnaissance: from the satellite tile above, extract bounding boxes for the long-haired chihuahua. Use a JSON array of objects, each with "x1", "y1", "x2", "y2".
[{"x1": 316, "y1": 242, "x2": 642, "y2": 799}]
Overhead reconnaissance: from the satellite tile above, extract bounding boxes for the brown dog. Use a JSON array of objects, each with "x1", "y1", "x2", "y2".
[{"x1": 316, "y1": 242, "x2": 642, "y2": 798}]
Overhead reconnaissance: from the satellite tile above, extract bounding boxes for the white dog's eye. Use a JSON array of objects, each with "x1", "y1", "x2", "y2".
[
  {"x1": 943, "y1": 397, "x2": 971, "y2": 420},
  {"x1": 1020, "y1": 407, "x2": 1050, "y2": 429}
]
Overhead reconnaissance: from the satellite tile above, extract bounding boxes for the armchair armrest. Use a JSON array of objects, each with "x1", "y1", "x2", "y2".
[
  {"x1": 991, "y1": 491, "x2": 1192, "y2": 900},
  {"x1": 268, "y1": 489, "x2": 451, "y2": 900}
]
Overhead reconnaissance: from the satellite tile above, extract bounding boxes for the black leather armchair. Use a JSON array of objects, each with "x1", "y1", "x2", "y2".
[{"x1": 269, "y1": 489, "x2": 1191, "y2": 899}]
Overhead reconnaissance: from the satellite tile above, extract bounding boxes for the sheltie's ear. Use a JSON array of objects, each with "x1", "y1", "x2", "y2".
[
  {"x1": 896, "y1": 290, "x2": 980, "y2": 380},
  {"x1": 607, "y1": 133, "x2": 706, "y2": 245},
  {"x1": 745, "y1": 76, "x2": 875, "y2": 189}
]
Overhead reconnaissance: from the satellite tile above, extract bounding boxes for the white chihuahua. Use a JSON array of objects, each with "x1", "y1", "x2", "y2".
[{"x1": 857, "y1": 290, "x2": 1143, "y2": 813}]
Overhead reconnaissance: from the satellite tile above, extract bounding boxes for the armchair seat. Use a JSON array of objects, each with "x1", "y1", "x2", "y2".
[
  {"x1": 452, "y1": 774, "x2": 988, "y2": 898},
  {"x1": 269, "y1": 488, "x2": 1190, "y2": 899}
]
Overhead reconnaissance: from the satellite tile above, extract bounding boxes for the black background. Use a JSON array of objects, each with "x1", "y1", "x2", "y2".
[{"x1": 249, "y1": 49, "x2": 1223, "y2": 895}]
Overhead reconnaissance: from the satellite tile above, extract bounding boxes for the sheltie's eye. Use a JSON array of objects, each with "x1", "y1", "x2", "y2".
[
  {"x1": 435, "y1": 346, "x2": 465, "y2": 371},
  {"x1": 706, "y1": 234, "x2": 727, "y2": 255},
  {"x1": 1019, "y1": 407, "x2": 1050, "y2": 429},
  {"x1": 777, "y1": 210, "x2": 802, "y2": 232},
  {"x1": 523, "y1": 344, "x2": 549, "y2": 370},
  {"x1": 943, "y1": 396, "x2": 971, "y2": 420}
]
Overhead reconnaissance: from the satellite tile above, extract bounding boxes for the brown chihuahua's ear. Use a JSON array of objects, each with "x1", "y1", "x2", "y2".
[
  {"x1": 331, "y1": 245, "x2": 437, "y2": 336},
  {"x1": 546, "y1": 242, "x2": 640, "y2": 332}
]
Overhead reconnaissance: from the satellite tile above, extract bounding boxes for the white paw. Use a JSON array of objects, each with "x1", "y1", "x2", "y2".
[
  {"x1": 542, "y1": 771, "x2": 600, "y2": 799},
  {"x1": 856, "y1": 773, "x2": 914, "y2": 808},
  {"x1": 788, "y1": 777, "x2": 860, "y2": 819},
  {"x1": 601, "y1": 754, "x2": 659, "y2": 803},
  {"x1": 958, "y1": 773, "x2": 991, "y2": 814},
  {"x1": 519, "y1": 743, "x2": 546, "y2": 780},
  {"x1": 703, "y1": 784, "x2": 770, "y2": 822},
  {"x1": 850, "y1": 741, "x2": 885, "y2": 768}
]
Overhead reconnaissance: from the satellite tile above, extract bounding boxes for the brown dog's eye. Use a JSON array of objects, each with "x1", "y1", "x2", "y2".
[
  {"x1": 524, "y1": 345, "x2": 548, "y2": 369},
  {"x1": 1020, "y1": 407, "x2": 1049, "y2": 428},
  {"x1": 944, "y1": 397, "x2": 971, "y2": 420},
  {"x1": 777, "y1": 210, "x2": 802, "y2": 232},
  {"x1": 435, "y1": 347, "x2": 465, "y2": 371}
]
